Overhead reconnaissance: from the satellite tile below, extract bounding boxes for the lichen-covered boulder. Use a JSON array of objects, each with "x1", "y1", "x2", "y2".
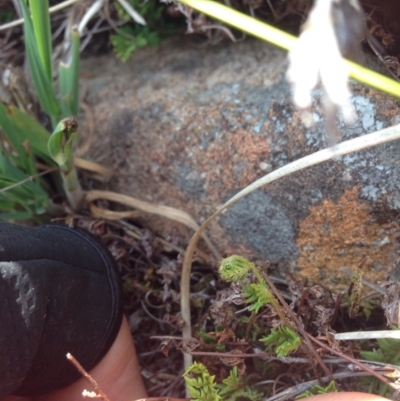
[{"x1": 81, "y1": 38, "x2": 400, "y2": 290}]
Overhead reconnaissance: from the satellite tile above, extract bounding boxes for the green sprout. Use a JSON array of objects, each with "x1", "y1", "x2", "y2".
[
  {"x1": 48, "y1": 118, "x2": 83, "y2": 209},
  {"x1": 183, "y1": 363, "x2": 262, "y2": 401},
  {"x1": 260, "y1": 326, "x2": 301, "y2": 357},
  {"x1": 219, "y1": 256, "x2": 287, "y2": 319},
  {"x1": 219, "y1": 255, "x2": 253, "y2": 282},
  {"x1": 219, "y1": 255, "x2": 302, "y2": 357},
  {"x1": 183, "y1": 362, "x2": 221, "y2": 401},
  {"x1": 111, "y1": 0, "x2": 163, "y2": 62},
  {"x1": 218, "y1": 366, "x2": 263, "y2": 401},
  {"x1": 296, "y1": 380, "x2": 338, "y2": 399},
  {"x1": 359, "y1": 333, "x2": 400, "y2": 397}
]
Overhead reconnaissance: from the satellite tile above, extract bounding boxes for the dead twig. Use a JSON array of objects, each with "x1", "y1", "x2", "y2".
[
  {"x1": 307, "y1": 335, "x2": 399, "y2": 392},
  {"x1": 263, "y1": 371, "x2": 375, "y2": 401},
  {"x1": 262, "y1": 272, "x2": 333, "y2": 382},
  {"x1": 66, "y1": 353, "x2": 111, "y2": 401}
]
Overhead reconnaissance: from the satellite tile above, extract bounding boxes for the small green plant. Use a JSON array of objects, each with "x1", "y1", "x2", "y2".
[
  {"x1": 361, "y1": 337, "x2": 400, "y2": 364},
  {"x1": 296, "y1": 380, "x2": 338, "y2": 399},
  {"x1": 359, "y1": 334, "x2": 400, "y2": 396},
  {"x1": 260, "y1": 326, "x2": 301, "y2": 357},
  {"x1": 219, "y1": 255, "x2": 302, "y2": 357},
  {"x1": 0, "y1": 0, "x2": 83, "y2": 219},
  {"x1": 219, "y1": 256, "x2": 289, "y2": 321},
  {"x1": 111, "y1": 0, "x2": 164, "y2": 62},
  {"x1": 242, "y1": 281, "x2": 274, "y2": 313},
  {"x1": 218, "y1": 366, "x2": 263, "y2": 401},
  {"x1": 183, "y1": 362, "x2": 262, "y2": 401},
  {"x1": 111, "y1": 25, "x2": 160, "y2": 62},
  {"x1": 183, "y1": 362, "x2": 221, "y2": 401},
  {"x1": 219, "y1": 255, "x2": 276, "y2": 314}
]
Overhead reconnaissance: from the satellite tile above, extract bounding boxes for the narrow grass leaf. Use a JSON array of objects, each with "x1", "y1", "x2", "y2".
[
  {"x1": 29, "y1": 0, "x2": 53, "y2": 80},
  {"x1": 0, "y1": 158, "x2": 48, "y2": 200},
  {"x1": 0, "y1": 211, "x2": 34, "y2": 221},
  {"x1": 0, "y1": 104, "x2": 53, "y2": 164},
  {"x1": 19, "y1": 0, "x2": 60, "y2": 124},
  {"x1": 59, "y1": 27, "x2": 80, "y2": 118},
  {"x1": 0, "y1": 103, "x2": 28, "y2": 166}
]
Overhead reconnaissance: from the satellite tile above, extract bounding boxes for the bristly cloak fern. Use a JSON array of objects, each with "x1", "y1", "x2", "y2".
[
  {"x1": 183, "y1": 362, "x2": 221, "y2": 401},
  {"x1": 219, "y1": 255, "x2": 274, "y2": 313},
  {"x1": 111, "y1": 0, "x2": 164, "y2": 62},
  {"x1": 183, "y1": 363, "x2": 262, "y2": 401},
  {"x1": 242, "y1": 282, "x2": 274, "y2": 313},
  {"x1": 218, "y1": 366, "x2": 263, "y2": 401},
  {"x1": 296, "y1": 380, "x2": 338, "y2": 399},
  {"x1": 260, "y1": 326, "x2": 301, "y2": 357},
  {"x1": 359, "y1": 335, "x2": 400, "y2": 397}
]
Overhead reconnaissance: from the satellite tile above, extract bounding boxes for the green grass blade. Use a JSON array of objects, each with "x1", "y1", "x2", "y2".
[
  {"x1": 59, "y1": 64, "x2": 72, "y2": 117},
  {"x1": 0, "y1": 211, "x2": 35, "y2": 221},
  {"x1": 28, "y1": 0, "x2": 53, "y2": 81},
  {"x1": 0, "y1": 103, "x2": 53, "y2": 164},
  {"x1": 0, "y1": 154, "x2": 50, "y2": 217},
  {"x1": 0, "y1": 158, "x2": 46, "y2": 199},
  {"x1": 59, "y1": 26, "x2": 80, "y2": 118},
  {"x1": 0, "y1": 103, "x2": 29, "y2": 166},
  {"x1": 19, "y1": 0, "x2": 60, "y2": 125}
]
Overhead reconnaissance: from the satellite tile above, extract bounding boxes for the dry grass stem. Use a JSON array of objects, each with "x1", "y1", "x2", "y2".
[
  {"x1": 0, "y1": 166, "x2": 59, "y2": 193},
  {"x1": 66, "y1": 353, "x2": 111, "y2": 401},
  {"x1": 334, "y1": 331, "x2": 400, "y2": 341},
  {"x1": 308, "y1": 335, "x2": 398, "y2": 391},
  {"x1": 74, "y1": 158, "x2": 113, "y2": 182},
  {"x1": 262, "y1": 273, "x2": 333, "y2": 381},
  {"x1": 85, "y1": 190, "x2": 221, "y2": 260},
  {"x1": 0, "y1": 0, "x2": 80, "y2": 31}
]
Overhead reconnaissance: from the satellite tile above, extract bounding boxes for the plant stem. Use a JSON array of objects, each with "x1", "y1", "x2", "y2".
[{"x1": 60, "y1": 161, "x2": 83, "y2": 210}]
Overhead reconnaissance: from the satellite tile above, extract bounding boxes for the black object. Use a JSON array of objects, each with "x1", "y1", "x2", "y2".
[{"x1": 0, "y1": 222, "x2": 123, "y2": 397}]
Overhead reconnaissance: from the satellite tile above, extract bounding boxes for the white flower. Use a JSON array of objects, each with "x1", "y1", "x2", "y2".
[{"x1": 286, "y1": 0, "x2": 354, "y2": 121}]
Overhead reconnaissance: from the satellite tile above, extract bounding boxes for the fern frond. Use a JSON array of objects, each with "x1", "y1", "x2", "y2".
[
  {"x1": 242, "y1": 283, "x2": 273, "y2": 313},
  {"x1": 260, "y1": 326, "x2": 301, "y2": 357},
  {"x1": 183, "y1": 362, "x2": 221, "y2": 401},
  {"x1": 296, "y1": 380, "x2": 338, "y2": 399}
]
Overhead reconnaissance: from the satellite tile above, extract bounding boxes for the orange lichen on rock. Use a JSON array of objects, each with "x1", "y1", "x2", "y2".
[
  {"x1": 202, "y1": 129, "x2": 270, "y2": 201},
  {"x1": 297, "y1": 187, "x2": 395, "y2": 290}
]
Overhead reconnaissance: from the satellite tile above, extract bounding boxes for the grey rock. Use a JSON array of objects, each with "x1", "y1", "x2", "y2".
[{"x1": 81, "y1": 38, "x2": 400, "y2": 290}]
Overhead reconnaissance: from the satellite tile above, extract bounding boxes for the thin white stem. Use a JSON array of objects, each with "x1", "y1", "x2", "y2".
[
  {"x1": 334, "y1": 330, "x2": 400, "y2": 341},
  {"x1": 116, "y1": 0, "x2": 146, "y2": 25},
  {"x1": 0, "y1": 0, "x2": 80, "y2": 31}
]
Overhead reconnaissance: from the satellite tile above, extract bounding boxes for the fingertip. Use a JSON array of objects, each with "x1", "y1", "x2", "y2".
[
  {"x1": 302, "y1": 392, "x2": 391, "y2": 401},
  {"x1": 35, "y1": 317, "x2": 147, "y2": 401}
]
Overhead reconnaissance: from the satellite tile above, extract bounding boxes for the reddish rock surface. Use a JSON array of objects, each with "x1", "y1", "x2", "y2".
[{"x1": 80, "y1": 37, "x2": 400, "y2": 290}]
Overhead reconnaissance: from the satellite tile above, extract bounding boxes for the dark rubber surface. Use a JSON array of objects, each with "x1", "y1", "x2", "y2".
[{"x1": 0, "y1": 223, "x2": 123, "y2": 397}]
